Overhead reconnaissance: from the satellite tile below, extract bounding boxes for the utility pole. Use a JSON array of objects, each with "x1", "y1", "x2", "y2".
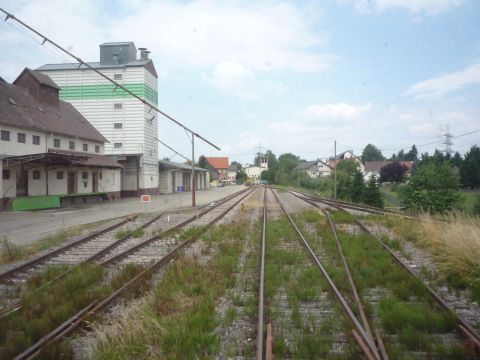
[
  {"x1": 191, "y1": 134, "x2": 195, "y2": 207},
  {"x1": 334, "y1": 140, "x2": 337, "y2": 200},
  {"x1": 0, "y1": 8, "x2": 220, "y2": 210}
]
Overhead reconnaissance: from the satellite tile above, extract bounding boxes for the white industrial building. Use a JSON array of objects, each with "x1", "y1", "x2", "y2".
[
  {"x1": 244, "y1": 153, "x2": 268, "y2": 180},
  {"x1": 37, "y1": 42, "x2": 159, "y2": 197},
  {"x1": 0, "y1": 69, "x2": 122, "y2": 211}
]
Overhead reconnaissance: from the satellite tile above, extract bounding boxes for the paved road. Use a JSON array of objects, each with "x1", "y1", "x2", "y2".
[{"x1": 0, "y1": 186, "x2": 244, "y2": 246}]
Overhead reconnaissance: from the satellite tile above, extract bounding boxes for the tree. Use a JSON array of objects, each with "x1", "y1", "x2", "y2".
[
  {"x1": 275, "y1": 153, "x2": 300, "y2": 184},
  {"x1": 396, "y1": 149, "x2": 405, "y2": 161},
  {"x1": 236, "y1": 170, "x2": 248, "y2": 184},
  {"x1": 261, "y1": 170, "x2": 269, "y2": 181},
  {"x1": 399, "y1": 161, "x2": 461, "y2": 213},
  {"x1": 379, "y1": 161, "x2": 408, "y2": 183},
  {"x1": 351, "y1": 171, "x2": 365, "y2": 202},
  {"x1": 362, "y1": 144, "x2": 385, "y2": 162},
  {"x1": 450, "y1": 152, "x2": 463, "y2": 168},
  {"x1": 404, "y1": 145, "x2": 418, "y2": 161},
  {"x1": 336, "y1": 159, "x2": 360, "y2": 176},
  {"x1": 460, "y1": 145, "x2": 480, "y2": 189},
  {"x1": 363, "y1": 176, "x2": 384, "y2": 208},
  {"x1": 230, "y1": 160, "x2": 243, "y2": 172},
  {"x1": 198, "y1": 155, "x2": 212, "y2": 170}
]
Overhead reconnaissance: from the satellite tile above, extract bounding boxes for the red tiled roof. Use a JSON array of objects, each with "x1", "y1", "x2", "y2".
[{"x1": 206, "y1": 157, "x2": 229, "y2": 170}]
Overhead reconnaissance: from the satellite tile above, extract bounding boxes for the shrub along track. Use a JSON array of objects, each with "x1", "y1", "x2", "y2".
[
  {"x1": 0, "y1": 187, "x2": 256, "y2": 359},
  {"x1": 289, "y1": 190, "x2": 480, "y2": 358}
]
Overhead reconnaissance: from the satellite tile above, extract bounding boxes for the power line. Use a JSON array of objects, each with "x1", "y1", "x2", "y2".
[{"x1": 1, "y1": 7, "x2": 221, "y2": 207}]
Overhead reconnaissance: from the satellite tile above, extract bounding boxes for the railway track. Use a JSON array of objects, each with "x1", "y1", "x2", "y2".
[
  {"x1": 287, "y1": 189, "x2": 480, "y2": 357},
  {"x1": 9, "y1": 187, "x2": 257, "y2": 359},
  {"x1": 256, "y1": 188, "x2": 377, "y2": 359},
  {"x1": 287, "y1": 189, "x2": 415, "y2": 219},
  {"x1": 0, "y1": 188, "x2": 252, "y2": 318}
]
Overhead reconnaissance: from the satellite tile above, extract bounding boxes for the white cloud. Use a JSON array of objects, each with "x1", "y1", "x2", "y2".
[
  {"x1": 406, "y1": 62, "x2": 480, "y2": 99},
  {"x1": 207, "y1": 61, "x2": 289, "y2": 98},
  {"x1": 111, "y1": 1, "x2": 334, "y2": 73},
  {"x1": 340, "y1": 0, "x2": 464, "y2": 16},
  {"x1": 299, "y1": 102, "x2": 372, "y2": 119}
]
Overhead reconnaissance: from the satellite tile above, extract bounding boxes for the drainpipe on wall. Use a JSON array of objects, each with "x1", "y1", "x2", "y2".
[{"x1": 136, "y1": 156, "x2": 140, "y2": 196}]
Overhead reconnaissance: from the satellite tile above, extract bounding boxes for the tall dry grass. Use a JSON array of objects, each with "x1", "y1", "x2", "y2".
[{"x1": 417, "y1": 213, "x2": 480, "y2": 283}]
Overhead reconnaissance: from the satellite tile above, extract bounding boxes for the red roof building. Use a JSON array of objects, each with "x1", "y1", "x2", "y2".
[{"x1": 206, "y1": 157, "x2": 229, "y2": 180}]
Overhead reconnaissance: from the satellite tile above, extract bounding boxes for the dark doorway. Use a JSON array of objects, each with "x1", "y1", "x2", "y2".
[
  {"x1": 16, "y1": 169, "x2": 28, "y2": 196},
  {"x1": 92, "y1": 172, "x2": 98, "y2": 193},
  {"x1": 67, "y1": 172, "x2": 75, "y2": 194}
]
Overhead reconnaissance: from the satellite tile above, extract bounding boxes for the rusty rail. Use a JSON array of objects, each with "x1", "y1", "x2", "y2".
[
  {"x1": 354, "y1": 217, "x2": 480, "y2": 352},
  {"x1": 270, "y1": 188, "x2": 381, "y2": 360},
  {"x1": 256, "y1": 187, "x2": 267, "y2": 360},
  {"x1": 13, "y1": 187, "x2": 257, "y2": 360},
  {"x1": 288, "y1": 189, "x2": 415, "y2": 220},
  {"x1": 0, "y1": 217, "x2": 133, "y2": 283},
  {"x1": 294, "y1": 187, "x2": 480, "y2": 353}
]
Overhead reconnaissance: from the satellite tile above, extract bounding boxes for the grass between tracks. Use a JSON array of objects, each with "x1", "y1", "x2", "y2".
[
  {"x1": 265, "y1": 213, "x2": 355, "y2": 358},
  {"x1": 374, "y1": 213, "x2": 480, "y2": 304},
  {"x1": 0, "y1": 262, "x2": 146, "y2": 359},
  {"x1": 296, "y1": 209, "x2": 469, "y2": 359},
  {"x1": 91, "y1": 222, "x2": 247, "y2": 359},
  {"x1": 0, "y1": 220, "x2": 111, "y2": 265}
]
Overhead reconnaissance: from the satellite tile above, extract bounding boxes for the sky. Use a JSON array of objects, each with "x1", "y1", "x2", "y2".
[{"x1": 0, "y1": 0, "x2": 479, "y2": 164}]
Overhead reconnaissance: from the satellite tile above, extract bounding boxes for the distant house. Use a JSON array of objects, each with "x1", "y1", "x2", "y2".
[
  {"x1": 296, "y1": 160, "x2": 332, "y2": 178},
  {"x1": 364, "y1": 161, "x2": 413, "y2": 181},
  {"x1": 244, "y1": 165, "x2": 265, "y2": 180},
  {"x1": 227, "y1": 164, "x2": 239, "y2": 183},
  {"x1": 206, "y1": 156, "x2": 229, "y2": 182},
  {"x1": 329, "y1": 150, "x2": 365, "y2": 174}
]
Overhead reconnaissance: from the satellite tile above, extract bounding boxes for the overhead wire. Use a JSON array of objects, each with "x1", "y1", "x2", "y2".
[{"x1": 0, "y1": 7, "x2": 220, "y2": 152}]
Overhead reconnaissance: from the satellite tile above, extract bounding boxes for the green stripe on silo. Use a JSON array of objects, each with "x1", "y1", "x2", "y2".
[{"x1": 59, "y1": 83, "x2": 158, "y2": 105}]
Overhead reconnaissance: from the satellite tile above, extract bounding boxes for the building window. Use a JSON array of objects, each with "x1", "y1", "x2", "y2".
[
  {"x1": 99, "y1": 172, "x2": 102, "y2": 180},
  {"x1": 95, "y1": 145, "x2": 100, "y2": 153},
  {"x1": 33, "y1": 135, "x2": 40, "y2": 145},
  {"x1": 1, "y1": 130, "x2": 10, "y2": 141},
  {"x1": 114, "y1": 74, "x2": 122, "y2": 80},
  {"x1": 114, "y1": 122, "x2": 123, "y2": 129},
  {"x1": 33, "y1": 170, "x2": 41, "y2": 180},
  {"x1": 56, "y1": 171, "x2": 64, "y2": 180},
  {"x1": 69, "y1": 141, "x2": 75, "y2": 150},
  {"x1": 114, "y1": 103, "x2": 122, "y2": 110},
  {"x1": 114, "y1": 143, "x2": 123, "y2": 149},
  {"x1": 2, "y1": 169, "x2": 10, "y2": 180},
  {"x1": 83, "y1": 143, "x2": 88, "y2": 152},
  {"x1": 82, "y1": 172, "x2": 88, "y2": 180},
  {"x1": 17, "y1": 133, "x2": 26, "y2": 143},
  {"x1": 54, "y1": 138, "x2": 61, "y2": 148}
]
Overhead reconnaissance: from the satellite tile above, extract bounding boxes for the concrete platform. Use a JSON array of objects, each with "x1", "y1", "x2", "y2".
[{"x1": 0, "y1": 185, "x2": 244, "y2": 246}]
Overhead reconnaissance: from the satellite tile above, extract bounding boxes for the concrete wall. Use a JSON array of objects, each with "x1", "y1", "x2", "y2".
[
  {"x1": 0, "y1": 123, "x2": 104, "y2": 157},
  {"x1": 1, "y1": 163, "x2": 121, "y2": 198}
]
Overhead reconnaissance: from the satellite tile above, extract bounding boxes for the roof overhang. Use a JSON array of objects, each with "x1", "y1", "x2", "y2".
[{"x1": 2, "y1": 152, "x2": 89, "y2": 167}]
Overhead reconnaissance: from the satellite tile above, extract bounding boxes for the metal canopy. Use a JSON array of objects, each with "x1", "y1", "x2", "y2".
[{"x1": 3, "y1": 153, "x2": 89, "y2": 167}]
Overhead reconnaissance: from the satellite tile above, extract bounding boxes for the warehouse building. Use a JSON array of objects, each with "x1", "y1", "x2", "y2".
[
  {"x1": 158, "y1": 160, "x2": 210, "y2": 194},
  {"x1": 0, "y1": 69, "x2": 122, "y2": 211}
]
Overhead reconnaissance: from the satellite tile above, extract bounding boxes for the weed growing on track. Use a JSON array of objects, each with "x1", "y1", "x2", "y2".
[
  {"x1": 264, "y1": 215, "x2": 349, "y2": 358},
  {"x1": 92, "y1": 222, "x2": 247, "y2": 359},
  {"x1": 130, "y1": 229, "x2": 145, "y2": 238},
  {"x1": 295, "y1": 209, "x2": 469, "y2": 358},
  {"x1": 115, "y1": 229, "x2": 130, "y2": 239},
  {"x1": 0, "y1": 263, "x2": 146, "y2": 359},
  {"x1": 0, "y1": 220, "x2": 110, "y2": 266},
  {"x1": 0, "y1": 237, "x2": 24, "y2": 262},
  {"x1": 329, "y1": 210, "x2": 356, "y2": 224}
]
